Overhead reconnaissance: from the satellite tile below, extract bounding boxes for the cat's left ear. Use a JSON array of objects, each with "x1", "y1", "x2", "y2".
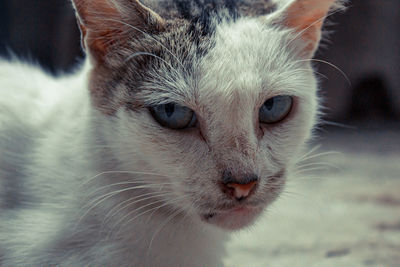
[
  {"x1": 71, "y1": 0, "x2": 165, "y2": 63},
  {"x1": 268, "y1": 0, "x2": 346, "y2": 58}
]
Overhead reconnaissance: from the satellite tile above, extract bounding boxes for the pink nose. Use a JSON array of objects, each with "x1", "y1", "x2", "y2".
[
  {"x1": 221, "y1": 171, "x2": 258, "y2": 200},
  {"x1": 223, "y1": 181, "x2": 257, "y2": 201}
]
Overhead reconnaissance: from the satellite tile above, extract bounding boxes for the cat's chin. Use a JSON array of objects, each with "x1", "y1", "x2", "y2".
[{"x1": 200, "y1": 206, "x2": 263, "y2": 231}]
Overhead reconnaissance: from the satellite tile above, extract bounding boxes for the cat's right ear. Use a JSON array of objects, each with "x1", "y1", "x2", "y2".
[
  {"x1": 71, "y1": 0, "x2": 165, "y2": 63},
  {"x1": 267, "y1": 0, "x2": 346, "y2": 58}
]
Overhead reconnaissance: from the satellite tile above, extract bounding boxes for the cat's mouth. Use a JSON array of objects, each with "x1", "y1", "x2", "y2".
[{"x1": 200, "y1": 205, "x2": 263, "y2": 230}]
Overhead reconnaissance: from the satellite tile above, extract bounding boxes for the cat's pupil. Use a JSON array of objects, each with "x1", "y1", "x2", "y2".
[
  {"x1": 264, "y1": 98, "x2": 274, "y2": 110},
  {"x1": 165, "y1": 104, "x2": 175, "y2": 117}
]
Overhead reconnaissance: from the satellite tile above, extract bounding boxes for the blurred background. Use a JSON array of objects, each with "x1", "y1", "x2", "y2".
[{"x1": 0, "y1": 0, "x2": 399, "y2": 266}]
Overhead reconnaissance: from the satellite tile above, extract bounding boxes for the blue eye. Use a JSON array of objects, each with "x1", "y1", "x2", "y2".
[
  {"x1": 150, "y1": 103, "x2": 197, "y2": 129},
  {"x1": 259, "y1": 95, "x2": 293, "y2": 124}
]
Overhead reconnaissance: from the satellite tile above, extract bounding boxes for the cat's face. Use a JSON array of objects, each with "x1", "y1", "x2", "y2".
[{"x1": 72, "y1": 0, "x2": 342, "y2": 230}]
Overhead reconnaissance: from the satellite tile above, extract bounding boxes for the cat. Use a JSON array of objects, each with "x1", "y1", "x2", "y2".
[{"x1": 0, "y1": 0, "x2": 345, "y2": 266}]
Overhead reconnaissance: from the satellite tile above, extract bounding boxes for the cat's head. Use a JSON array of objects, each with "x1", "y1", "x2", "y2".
[{"x1": 72, "y1": 0, "x2": 344, "y2": 230}]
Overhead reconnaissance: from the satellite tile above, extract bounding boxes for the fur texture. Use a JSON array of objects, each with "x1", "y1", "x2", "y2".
[{"x1": 0, "y1": 0, "x2": 345, "y2": 266}]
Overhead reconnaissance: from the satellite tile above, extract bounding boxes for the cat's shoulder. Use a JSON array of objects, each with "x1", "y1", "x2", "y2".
[
  {"x1": 0, "y1": 59, "x2": 57, "y2": 113},
  {"x1": 0, "y1": 58, "x2": 57, "y2": 89},
  {"x1": 0, "y1": 58, "x2": 88, "y2": 127},
  {"x1": 0, "y1": 58, "x2": 61, "y2": 99}
]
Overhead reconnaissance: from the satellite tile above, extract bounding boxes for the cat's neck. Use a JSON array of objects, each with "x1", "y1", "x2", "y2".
[{"x1": 107, "y1": 213, "x2": 228, "y2": 266}]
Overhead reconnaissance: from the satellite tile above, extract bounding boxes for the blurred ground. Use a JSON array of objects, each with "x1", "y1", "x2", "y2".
[{"x1": 224, "y1": 127, "x2": 400, "y2": 267}]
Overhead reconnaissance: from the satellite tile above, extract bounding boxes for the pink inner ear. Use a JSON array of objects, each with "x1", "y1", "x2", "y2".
[
  {"x1": 72, "y1": 0, "x2": 165, "y2": 63},
  {"x1": 284, "y1": 0, "x2": 336, "y2": 53},
  {"x1": 74, "y1": 0, "x2": 121, "y2": 27},
  {"x1": 73, "y1": 0, "x2": 126, "y2": 60}
]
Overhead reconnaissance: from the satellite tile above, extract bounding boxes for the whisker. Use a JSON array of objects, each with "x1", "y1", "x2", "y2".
[
  {"x1": 289, "y1": 175, "x2": 328, "y2": 182},
  {"x1": 318, "y1": 120, "x2": 357, "y2": 129},
  {"x1": 294, "y1": 166, "x2": 331, "y2": 174},
  {"x1": 77, "y1": 183, "x2": 174, "y2": 226},
  {"x1": 82, "y1": 170, "x2": 173, "y2": 185},
  {"x1": 110, "y1": 196, "x2": 189, "y2": 238},
  {"x1": 83, "y1": 184, "x2": 174, "y2": 212},
  {"x1": 147, "y1": 208, "x2": 184, "y2": 255},
  {"x1": 101, "y1": 191, "x2": 175, "y2": 228},
  {"x1": 296, "y1": 58, "x2": 351, "y2": 87},
  {"x1": 298, "y1": 150, "x2": 341, "y2": 162},
  {"x1": 298, "y1": 145, "x2": 322, "y2": 161},
  {"x1": 296, "y1": 161, "x2": 339, "y2": 170},
  {"x1": 86, "y1": 181, "x2": 176, "y2": 197}
]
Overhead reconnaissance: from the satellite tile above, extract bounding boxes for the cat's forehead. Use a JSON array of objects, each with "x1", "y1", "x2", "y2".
[
  {"x1": 83, "y1": 0, "x2": 338, "y2": 114},
  {"x1": 141, "y1": 18, "x2": 302, "y2": 108},
  {"x1": 199, "y1": 19, "x2": 276, "y2": 96}
]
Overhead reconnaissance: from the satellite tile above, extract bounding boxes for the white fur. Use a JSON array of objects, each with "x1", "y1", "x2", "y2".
[{"x1": 0, "y1": 10, "x2": 325, "y2": 267}]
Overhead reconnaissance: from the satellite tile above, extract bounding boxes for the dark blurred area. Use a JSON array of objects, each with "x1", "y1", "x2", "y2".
[
  {"x1": 315, "y1": 0, "x2": 400, "y2": 126},
  {"x1": 0, "y1": 0, "x2": 83, "y2": 72},
  {"x1": 0, "y1": 0, "x2": 399, "y2": 126}
]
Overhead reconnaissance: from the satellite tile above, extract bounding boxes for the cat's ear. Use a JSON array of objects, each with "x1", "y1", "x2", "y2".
[
  {"x1": 71, "y1": 0, "x2": 165, "y2": 63},
  {"x1": 269, "y1": 0, "x2": 345, "y2": 58}
]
